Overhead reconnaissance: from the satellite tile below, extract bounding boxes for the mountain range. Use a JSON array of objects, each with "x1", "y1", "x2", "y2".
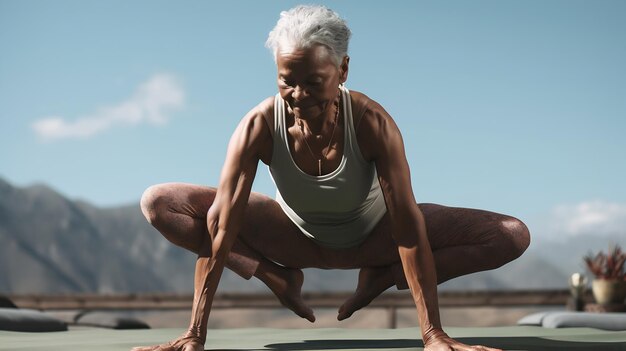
[{"x1": 0, "y1": 176, "x2": 621, "y2": 294}]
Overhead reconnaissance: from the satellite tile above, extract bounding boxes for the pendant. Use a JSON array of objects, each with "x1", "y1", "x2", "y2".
[{"x1": 318, "y1": 159, "x2": 322, "y2": 176}]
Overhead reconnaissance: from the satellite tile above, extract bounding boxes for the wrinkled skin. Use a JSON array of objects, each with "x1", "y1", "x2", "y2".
[
  {"x1": 131, "y1": 333, "x2": 202, "y2": 351},
  {"x1": 132, "y1": 44, "x2": 530, "y2": 351}
]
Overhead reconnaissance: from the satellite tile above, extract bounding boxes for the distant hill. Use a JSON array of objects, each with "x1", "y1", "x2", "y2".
[
  {"x1": 0, "y1": 176, "x2": 619, "y2": 294},
  {"x1": 0, "y1": 176, "x2": 337, "y2": 294},
  {"x1": 0, "y1": 177, "x2": 182, "y2": 293}
]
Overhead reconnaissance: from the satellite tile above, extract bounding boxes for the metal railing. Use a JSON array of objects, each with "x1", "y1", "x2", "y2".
[{"x1": 8, "y1": 290, "x2": 586, "y2": 328}]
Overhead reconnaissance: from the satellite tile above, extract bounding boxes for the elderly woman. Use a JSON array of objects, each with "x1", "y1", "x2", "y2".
[{"x1": 133, "y1": 5, "x2": 529, "y2": 351}]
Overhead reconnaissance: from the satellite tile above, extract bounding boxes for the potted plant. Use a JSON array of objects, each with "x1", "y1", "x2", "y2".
[{"x1": 584, "y1": 245, "x2": 626, "y2": 305}]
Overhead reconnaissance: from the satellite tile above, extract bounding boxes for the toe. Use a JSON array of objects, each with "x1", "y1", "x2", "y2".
[
  {"x1": 337, "y1": 311, "x2": 352, "y2": 321},
  {"x1": 287, "y1": 296, "x2": 315, "y2": 322},
  {"x1": 301, "y1": 306, "x2": 315, "y2": 322},
  {"x1": 337, "y1": 302, "x2": 354, "y2": 321}
]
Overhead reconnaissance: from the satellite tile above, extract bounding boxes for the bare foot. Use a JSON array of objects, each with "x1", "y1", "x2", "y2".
[
  {"x1": 337, "y1": 266, "x2": 395, "y2": 321},
  {"x1": 131, "y1": 334, "x2": 203, "y2": 351},
  {"x1": 261, "y1": 266, "x2": 315, "y2": 322}
]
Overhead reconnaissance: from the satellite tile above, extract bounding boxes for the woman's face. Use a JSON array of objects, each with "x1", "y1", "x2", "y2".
[{"x1": 276, "y1": 44, "x2": 348, "y2": 121}]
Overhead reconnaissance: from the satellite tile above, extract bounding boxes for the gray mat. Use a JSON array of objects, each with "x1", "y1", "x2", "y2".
[
  {"x1": 518, "y1": 311, "x2": 626, "y2": 330},
  {"x1": 1, "y1": 326, "x2": 625, "y2": 351}
]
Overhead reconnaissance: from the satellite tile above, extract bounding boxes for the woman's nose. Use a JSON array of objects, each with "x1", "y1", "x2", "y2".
[{"x1": 292, "y1": 85, "x2": 308, "y2": 100}]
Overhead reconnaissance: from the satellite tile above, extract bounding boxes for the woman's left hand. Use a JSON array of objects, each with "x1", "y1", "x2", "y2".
[
  {"x1": 425, "y1": 333, "x2": 503, "y2": 351},
  {"x1": 130, "y1": 333, "x2": 203, "y2": 351}
]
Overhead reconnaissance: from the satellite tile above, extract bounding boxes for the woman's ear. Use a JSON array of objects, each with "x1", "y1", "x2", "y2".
[{"x1": 339, "y1": 56, "x2": 350, "y2": 83}]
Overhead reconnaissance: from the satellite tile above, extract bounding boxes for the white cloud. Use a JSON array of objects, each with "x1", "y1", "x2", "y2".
[
  {"x1": 32, "y1": 73, "x2": 184, "y2": 141},
  {"x1": 548, "y1": 200, "x2": 626, "y2": 237}
]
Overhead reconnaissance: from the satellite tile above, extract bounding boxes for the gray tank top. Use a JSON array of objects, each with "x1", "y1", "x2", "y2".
[{"x1": 268, "y1": 86, "x2": 387, "y2": 249}]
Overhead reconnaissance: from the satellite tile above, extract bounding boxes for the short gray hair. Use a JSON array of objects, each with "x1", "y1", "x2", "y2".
[{"x1": 266, "y1": 5, "x2": 351, "y2": 66}]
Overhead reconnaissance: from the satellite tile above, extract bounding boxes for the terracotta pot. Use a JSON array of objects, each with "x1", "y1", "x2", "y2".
[{"x1": 592, "y1": 279, "x2": 626, "y2": 305}]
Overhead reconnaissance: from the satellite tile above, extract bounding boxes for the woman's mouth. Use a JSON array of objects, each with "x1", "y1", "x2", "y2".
[
  {"x1": 292, "y1": 101, "x2": 314, "y2": 109},
  {"x1": 289, "y1": 99, "x2": 332, "y2": 118}
]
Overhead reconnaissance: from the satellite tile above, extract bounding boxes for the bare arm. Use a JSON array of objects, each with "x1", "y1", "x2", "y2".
[
  {"x1": 131, "y1": 100, "x2": 273, "y2": 351},
  {"x1": 187, "y1": 105, "x2": 272, "y2": 343},
  {"x1": 362, "y1": 106, "x2": 442, "y2": 341},
  {"x1": 360, "y1": 101, "x2": 501, "y2": 351}
]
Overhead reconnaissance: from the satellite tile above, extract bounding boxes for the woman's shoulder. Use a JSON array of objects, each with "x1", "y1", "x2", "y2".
[
  {"x1": 256, "y1": 95, "x2": 275, "y2": 118},
  {"x1": 242, "y1": 96, "x2": 275, "y2": 137},
  {"x1": 348, "y1": 89, "x2": 398, "y2": 161},
  {"x1": 233, "y1": 96, "x2": 275, "y2": 164},
  {"x1": 231, "y1": 96, "x2": 275, "y2": 146},
  {"x1": 348, "y1": 89, "x2": 391, "y2": 132},
  {"x1": 348, "y1": 89, "x2": 370, "y2": 111}
]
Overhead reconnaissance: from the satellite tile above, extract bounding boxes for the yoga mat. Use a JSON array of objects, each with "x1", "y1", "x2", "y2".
[{"x1": 1, "y1": 326, "x2": 625, "y2": 351}]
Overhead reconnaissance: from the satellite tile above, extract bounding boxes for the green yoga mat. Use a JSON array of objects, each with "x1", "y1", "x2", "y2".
[{"x1": 1, "y1": 326, "x2": 625, "y2": 351}]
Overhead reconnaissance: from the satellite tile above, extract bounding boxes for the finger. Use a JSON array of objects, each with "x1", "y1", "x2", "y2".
[
  {"x1": 476, "y1": 345, "x2": 503, "y2": 351},
  {"x1": 452, "y1": 344, "x2": 486, "y2": 351},
  {"x1": 182, "y1": 342, "x2": 203, "y2": 351},
  {"x1": 471, "y1": 346, "x2": 502, "y2": 351},
  {"x1": 131, "y1": 346, "x2": 156, "y2": 351}
]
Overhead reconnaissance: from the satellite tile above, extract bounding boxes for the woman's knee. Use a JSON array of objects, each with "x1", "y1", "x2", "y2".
[
  {"x1": 497, "y1": 217, "x2": 531, "y2": 262},
  {"x1": 140, "y1": 183, "x2": 172, "y2": 225}
]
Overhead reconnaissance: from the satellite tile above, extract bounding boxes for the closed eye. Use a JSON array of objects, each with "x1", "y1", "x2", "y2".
[{"x1": 279, "y1": 78, "x2": 294, "y2": 87}]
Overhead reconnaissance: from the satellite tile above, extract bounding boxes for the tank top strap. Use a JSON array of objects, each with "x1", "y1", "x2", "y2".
[
  {"x1": 273, "y1": 93, "x2": 285, "y2": 138},
  {"x1": 340, "y1": 85, "x2": 368, "y2": 165}
]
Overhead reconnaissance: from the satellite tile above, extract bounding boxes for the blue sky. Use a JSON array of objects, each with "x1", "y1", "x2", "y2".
[{"x1": 1, "y1": 0, "x2": 625, "y2": 242}]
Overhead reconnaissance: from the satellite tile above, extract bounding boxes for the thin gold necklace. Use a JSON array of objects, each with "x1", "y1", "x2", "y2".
[{"x1": 296, "y1": 96, "x2": 341, "y2": 176}]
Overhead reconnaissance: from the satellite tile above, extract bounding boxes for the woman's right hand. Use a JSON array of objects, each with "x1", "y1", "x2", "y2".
[{"x1": 131, "y1": 334, "x2": 203, "y2": 351}]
